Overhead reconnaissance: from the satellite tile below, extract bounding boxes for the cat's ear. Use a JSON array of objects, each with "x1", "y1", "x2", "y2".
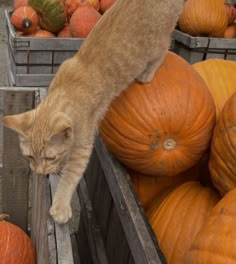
[
  {"x1": 48, "y1": 114, "x2": 73, "y2": 145},
  {"x1": 2, "y1": 111, "x2": 34, "y2": 137}
]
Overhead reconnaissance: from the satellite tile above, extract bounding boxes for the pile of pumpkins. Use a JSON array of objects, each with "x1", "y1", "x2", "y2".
[
  {"x1": 179, "y1": 0, "x2": 236, "y2": 38},
  {"x1": 10, "y1": 0, "x2": 116, "y2": 37},
  {"x1": 99, "y1": 52, "x2": 236, "y2": 264}
]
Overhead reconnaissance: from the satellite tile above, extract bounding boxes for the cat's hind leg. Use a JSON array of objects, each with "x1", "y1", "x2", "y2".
[{"x1": 136, "y1": 55, "x2": 166, "y2": 84}]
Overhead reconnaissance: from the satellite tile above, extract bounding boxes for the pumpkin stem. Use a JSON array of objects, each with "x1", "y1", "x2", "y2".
[
  {"x1": 163, "y1": 139, "x2": 176, "y2": 150},
  {"x1": 0, "y1": 213, "x2": 10, "y2": 221},
  {"x1": 22, "y1": 18, "x2": 32, "y2": 29}
]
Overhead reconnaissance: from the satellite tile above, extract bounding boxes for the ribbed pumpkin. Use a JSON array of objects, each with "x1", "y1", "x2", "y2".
[
  {"x1": 179, "y1": 0, "x2": 228, "y2": 37},
  {"x1": 99, "y1": 52, "x2": 216, "y2": 177},
  {"x1": 29, "y1": 0, "x2": 66, "y2": 33},
  {"x1": 130, "y1": 151, "x2": 212, "y2": 209},
  {"x1": 10, "y1": 6, "x2": 38, "y2": 34},
  {"x1": 147, "y1": 182, "x2": 220, "y2": 264},
  {"x1": 70, "y1": 4, "x2": 101, "y2": 37},
  {"x1": 185, "y1": 188, "x2": 236, "y2": 264},
  {"x1": 193, "y1": 59, "x2": 236, "y2": 119},
  {"x1": 130, "y1": 169, "x2": 197, "y2": 210},
  {"x1": 209, "y1": 92, "x2": 236, "y2": 196},
  {"x1": 0, "y1": 214, "x2": 35, "y2": 264}
]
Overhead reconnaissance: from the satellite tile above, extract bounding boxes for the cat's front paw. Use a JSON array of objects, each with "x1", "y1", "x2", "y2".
[{"x1": 49, "y1": 201, "x2": 72, "y2": 224}]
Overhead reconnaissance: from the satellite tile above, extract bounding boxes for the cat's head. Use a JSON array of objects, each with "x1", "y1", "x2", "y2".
[{"x1": 2, "y1": 110, "x2": 74, "y2": 175}]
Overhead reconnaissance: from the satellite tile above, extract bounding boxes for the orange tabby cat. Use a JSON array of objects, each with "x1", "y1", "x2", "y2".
[{"x1": 2, "y1": 0, "x2": 183, "y2": 223}]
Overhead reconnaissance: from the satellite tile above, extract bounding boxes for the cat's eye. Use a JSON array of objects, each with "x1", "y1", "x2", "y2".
[
  {"x1": 27, "y1": 155, "x2": 34, "y2": 160},
  {"x1": 45, "y1": 156, "x2": 56, "y2": 161}
]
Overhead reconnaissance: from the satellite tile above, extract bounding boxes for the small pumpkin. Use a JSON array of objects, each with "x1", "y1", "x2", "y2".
[
  {"x1": 99, "y1": 52, "x2": 216, "y2": 177},
  {"x1": 100, "y1": 0, "x2": 116, "y2": 13},
  {"x1": 70, "y1": 4, "x2": 101, "y2": 38},
  {"x1": 33, "y1": 29, "x2": 56, "y2": 37},
  {"x1": 64, "y1": 0, "x2": 81, "y2": 19},
  {"x1": 224, "y1": 22, "x2": 236, "y2": 38},
  {"x1": 0, "y1": 214, "x2": 35, "y2": 264},
  {"x1": 10, "y1": 6, "x2": 38, "y2": 34},
  {"x1": 179, "y1": 0, "x2": 228, "y2": 37},
  {"x1": 147, "y1": 182, "x2": 220, "y2": 264},
  {"x1": 193, "y1": 59, "x2": 236, "y2": 119},
  {"x1": 185, "y1": 188, "x2": 236, "y2": 263},
  {"x1": 209, "y1": 91, "x2": 236, "y2": 196},
  {"x1": 57, "y1": 25, "x2": 72, "y2": 38},
  {"x1": 29, "y1": 0, "x2": 66, "y2": 33}
]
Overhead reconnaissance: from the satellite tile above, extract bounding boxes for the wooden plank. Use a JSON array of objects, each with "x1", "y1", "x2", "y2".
[
  {"x1": 78, "y1": 177, "x2": 109, "y2": 264},
  {"x1": 105, "y1": 205, "x2": 130, "y2": 264},
  {"x1": 95, "y1": 135, "x2": 166, "y2": 264},
  {"x1": 2, "y1": 90, "x2": 35, "y2": 231},
  {"x1": 31, "y1": 174, "x2": 55, "y2": 264},
  {"x1": 77, "y1": 215, "x2": 93, "y2": 264},
  {"x1": 89, "y1": 153, "x2": 113, "y2": 242},
  {"x1": 71, "y1": 233, "x2": 81, "y2": 264},
  {"x1": 84, "y1": 149, "x2": 100, "y2": 202},
  {"x1": 49, "y1": 174, "x2": 74, "y2": 264}
]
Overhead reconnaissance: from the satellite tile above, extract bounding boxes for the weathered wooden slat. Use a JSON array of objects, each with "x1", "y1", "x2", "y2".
[
  {"x1": 71, "y1": 233, "x2": 81, "y2": 264},
  {"x1": 85, "y1": 149, "x2": 113, "y2": 242},
  {"x1": 95, "y1": 135, "x2": 166, "y2": 264},
  {"x1": 77, "y1": 216, "x2": 93, "y2": 264},
  {"x1": 2, "y1": 90, "x2": 35, "y2": 231},
  {"x1": 105, "y1": 205, "x2": 130, "y2": 264},
  {"x1": 84, "y1": 149, "x2": 100, "y2": 202},
  {"x1": 49, "y1": 174, "x2": 74, "y2": 264},
  {"x1": 31, "y1": 174, "x2": 54, "y2": 264},
  {"x1": 78, "y1": 177, "x2": 109, "y2": 264}
]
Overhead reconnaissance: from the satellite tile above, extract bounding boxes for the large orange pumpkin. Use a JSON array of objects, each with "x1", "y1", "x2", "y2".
[
  {"x1": 209, "y1": 91, "x2": 236, "y2": 196},
  {"x1": 185, "y1": 188, "x2": 236, "y2": 263},
  {"x1": 193, "y1": 59, "x2": 236, "y2": 119},
  {"x1": 99, "y1": 52, "x2": 216, "y2": 177},
  {"x1": 147, "y1": 181, "x2": 220, "y2": 264},
  {"x1": 0, "y1": 215, "x2": 35, "y2": 264},
  {"x1": 179, "y1": 0, "x2": 228, "y2": 37}
]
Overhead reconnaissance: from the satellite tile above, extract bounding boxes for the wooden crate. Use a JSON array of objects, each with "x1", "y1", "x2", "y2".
[
  {"x1": 1, "y1": 87, "x2": 166, "y2": 264},
  {"x1": 5, "y1": 10, "x2": 84, "y2": 87},
  {"x1": 172, "y1": 29, "x2": 236, "y2": 64}
]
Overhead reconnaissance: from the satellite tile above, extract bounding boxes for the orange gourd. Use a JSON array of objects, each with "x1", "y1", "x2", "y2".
[
  {"x1": 224, "y1": 23, "x2": 236, "y2": 38},
  {"x1": 0, "y1": 214, "x2": 35, "y2": 264},
  {"x1": 179, "y1": 0, "x2": 228, "y2": 37},
  {"x1": 70, "y1": 4, "x2": 101, "y2": 37},
  {"x1": 86, "y1": 0, "x2": 100, "y2": 11},
  {"x1": 147, "y1": 182, "x2": 220, "y2": 264},
  {"x1": 33, "y1": 29, "x2": 55, "y2": 37},
  {"x1": 57, "y1": 25, "x2": 72, "y2": 38},
  {"x1": 185, "y1": 188, "x2": 236, "y2": 263},
  {"x1": 10, "y1": 6, "x2": 38, "y2": 34},
  {"x1": 193, "y1": 59, "x2": 236, "y2": 119},
  {"x1": 64, "y1": 0, "x2": 81, "y2": 19},
  {"x1": 100, "y1": 52, "x2": 216, "y2": 177},
  {"x1": 100, "y1": 0, "x2": 116, "y2": 13},
  {"x1": 209, "y1": 92, "x2": 236, "y2": 196}
]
